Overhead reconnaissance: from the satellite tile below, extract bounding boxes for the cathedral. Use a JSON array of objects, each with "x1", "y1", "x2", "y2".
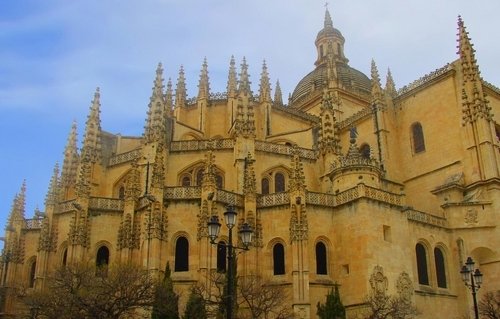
[{"x1": 1, "y1": 9, "x2": 499, "y2": 319}]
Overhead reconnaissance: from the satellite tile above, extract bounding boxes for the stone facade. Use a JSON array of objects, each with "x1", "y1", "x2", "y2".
[{"x1": 1, "y1": 10, "x2": 499, "y2": 319}]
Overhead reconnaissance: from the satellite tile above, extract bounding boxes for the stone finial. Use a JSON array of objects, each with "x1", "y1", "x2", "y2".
[
  {"x1": 318, "y1": 91, "x2": 342, "y2": 156},
  {"x1": 259, "y1": 60, "x2": 272, "y2": 103},
  {"x1": 324, "y1": 6, "x2": 333, "y2": 28},
  {"x1": 175, "y1": 65, "x2": 187, "y2": 108},
  {"x1": 385, "y1": 68, "x2": 397, "y2": 98},
  {"x1": 274, "y1": 79, "x2": 283, "y2": 106},
  {"x1": 8, "y1": 181, "x2": 27, "y2": 226},
  {"x1": 457, "y1": 16, "x2": 492, "y2": 123},
  {"x1": 165, "y1": 78, "x2": 174, "y2": 116},
  {"x1": 238, "y1": 57, "x2": 252, "y2": 96},
  {"x1": 45, "y1": 163, "x2": 60, "y2": 206},
  {"x1": 371, "y1": 59, "x2": 382, "y2": 95},
  {"x1": 197, "y1": 57, "x2": 210, "y2": 100},
  {"x1": 144, "y1": 64, "x2": 167, "y2": 143},
  {"x1": 60, "y1": 121, "x2": 79, "y2": 190},
  {"x1": 227, "y1": 55, "x2": 238, "y2": 98},
  {"x1": 152, "y1": 62, "x2": 165, "y2": 101},
  {"x1": 81, "y1": 87, "x2": 102, "y2": 164}
]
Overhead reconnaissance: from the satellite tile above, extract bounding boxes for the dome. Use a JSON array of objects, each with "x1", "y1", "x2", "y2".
[{"x1": 290, "y1": 64, "x2": 371, "y2": 105}]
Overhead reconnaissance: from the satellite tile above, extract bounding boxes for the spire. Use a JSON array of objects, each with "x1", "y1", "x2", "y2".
[
  {"x1": 457, "y1": 16, "x2": 481, "y2": 84},
  {"x1": 385, "y1": 68, "x2": 397, "y2": 98},
  {"x1": 318, "y1": 91, "x2": 342, "y2": 156},
  {"x1": 45, "y1": 163, "x2": 60, "y2": 206},
  {"x1": 274, "y1": 80, "x2": 283, "y2": 106},
  {"x1": 81, "y1": 87, "x2": 102, "y2": 164},
  {"x1": 144, "y1": 63, "x2": 167, "y2": 143},
  {"x1": 324, "y1": 7, "x2": 333, "y2": 29},
  {"x1": 8, "y1": 181, "x2": 26, "y2": 226},
  {"x1": 259, "y1": 60, "x2": 272, "y2": 103},
  {"x1": 60, "y1": 121, "x2": 79, "y2": 190},
  {"x1": 175, "y1": 65, "x2": 187, "y2": 108},
  {"x1": 197, "y1": 57, "x2": 210, "y2": 100},
  {"x1": 165, "y1": 78, "x2": 174, "y2": 117},
  {"x1": 238, "y1": 57, "x2": 252, "y2": 96},
  {"x1": 227, "y1": 55, "x2": 238, "y2": 98},
  {"x1": 371, "y1": 59, "x2": 384, "y2": 105},
  {"x1": 457, "y1": 16, "x2": 492, "y2": 123},
  {"x1": 152, "y1": 62, "x2": 165, "y2": 101}
]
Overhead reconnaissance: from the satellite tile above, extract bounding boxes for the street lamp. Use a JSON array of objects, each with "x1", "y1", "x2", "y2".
[
  {"x1": 207, "y1": 206, "x2": 253, "y2": 319},
  {"x1": 460, "y1": 257, "x2": 484, "y2": 319}
]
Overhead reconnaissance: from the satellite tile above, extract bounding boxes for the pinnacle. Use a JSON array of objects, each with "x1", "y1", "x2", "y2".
[
  {"x1": 175, "y1": 65, "x2": 187, "y2": 108},
  {"x1": 259, "y1": 59, "x2": 272, "y2": 103},
  {"x1": 152, "y1": 62, "x2": 165, "y2": 99},
  {"x1": 238, "y1": 57, "x2": 252, "y2": 95},
  {"x1": 385, "y1": 68, "x2": 397, "y2": 97},
  {"x1": 324, "y1": 7, "x2": 333, "y2": 28},
  {"x1": 274, "y1": 79, "x2": 283, "y2": 106},
  {"x1": 197, "y1": 57, "x2": 210, "y2": 99},
  {"x1": 227, "y1": 55, "x2": 238, "y2": 97}
]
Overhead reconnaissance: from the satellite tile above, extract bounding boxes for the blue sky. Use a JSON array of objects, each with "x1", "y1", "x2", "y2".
[{"x1": 1, "y1": 0, "x2": 500, "y2": 244}]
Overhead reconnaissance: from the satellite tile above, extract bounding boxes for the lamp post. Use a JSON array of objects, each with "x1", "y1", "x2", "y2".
[
  {"x1": 460, "y1": 257, "x2": 484, "y2": 319},
  {"x1": 207, "y1": 206, "x2": 253, "y2": 319}
]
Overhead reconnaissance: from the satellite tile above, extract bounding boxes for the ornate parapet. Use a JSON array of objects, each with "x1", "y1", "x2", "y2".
[
  {"x1": 255, "y1": 140, "x2": 317, "y2": 160},
  {"x1": 214, "y1": 189, "x2": 244, "y2": 207},
  {"x1": 164, "y1": 186, "x2": 202, "y2": 201},
  {"x1": 336, "y1": 107, "x2": 373, "y2": 131},
  {"x1": 405, "y1": 208, "x2": 448, "y2": 228},
  {"x1": 22, "y1": 218, "x2": 43, "y2": 230},
  {"x1": 305, "y1": 191, "x2": 335, "y2": 207},
  {"x1": 59, "y1": 199, "x2": 77, "y2": 213},
  {"x1": 256, "y1": 192, "x2": 291, "y2": 208},
  {"x1": 89, "y1": 197, "x2": 124, "y2": 212},
  {"x1": 108, "y1": 148, "x2": 141, "y2": 166},
  {"x1": 397, "y1": 63, "x2": 453, "y2": 98},
  {"x1": 170, "y1": 139, "x2": 234, "y2": 152},
  {"x1": 336, "y1": 183, "x2": 403, "y2": 207}
]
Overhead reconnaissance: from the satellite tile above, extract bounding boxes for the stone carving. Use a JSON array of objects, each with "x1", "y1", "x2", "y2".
[
  {"x1": 68, "y1": 213, "x2": 90, "y2": 248},
  {"x1": 125, "y1": 161, "x2": 142, "y2": 201},
  {"x1": 144, "y1": 201, "x2": 168, "y2": 241},
  {"x1": 369, "y1": 265, "x2": 388, "y2": 294},
  {"x1": 202, "y1": 151, "x2": 217, "y2": 190},
  {"x1": 396, "y1": 271, "x2": 414, "y2": 303},
  {"x1": 288, "y1": 146, "x2": 306, "y2": 193},
  {"x1": 290, "y1": 204, "x2": 308, "y2": 242},
  {"x1": 197, "y1": 200, "x2": 209, "y2": 241},
  {"x1": 38, "y1": 217, "x2": 57, "y2": 252},
  {"x1": 464, "y1": 208, "x2": 478, "y2": 225},
  {"x1": 151, "y1": 143, "x2": 165, "y2": 190},
  {"x1": 243, "y1": 153, "x2": 256, "y2": 196},
  {"x1": 117, "y1": 213, "x2": 140, "y2": 250}
]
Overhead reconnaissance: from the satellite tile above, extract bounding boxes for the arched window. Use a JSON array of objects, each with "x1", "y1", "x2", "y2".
[
  {"x1": 96, "y1": 246, "x2": 110, "y2": 268},
  {"x1": 415, "y1": 243, "x2": 429, "y2": 285},
  {"x1": 360, "y1": 144, "x2": 371, "y2": 159},
  {"x1": 62, "y1": 248, "x2": 68, "y2": 266},
  {"x1": 29, "y1": 259, "x2": 36, "y2": 288},
  {"x1": 182, "y1": 176, "x2": 191, "y2": 186},
  {"x1": 316, "y1": 242, "x2": 327, "y2": 275},
  {"x1": 118, "y1": 186, "x2": 125, "y2": 199},
  {"x1": 217, "y1": 241, "x2": 227, "y2": 273},
  {"x1": 411, "y1": 122, "x2": 425, "y2": 153},
  {"x1": 275, "y1": 173, "x2": 285, "y2": 193},
  {"x1": 175, "y1": 237, "x2": 189, "y2": 272},
  {"x1": 196, "y1": 169, "x2": 204, "y2": 186},
  {"x1": 216, "y1": 174, "x2": 223, "y2": 189},
  {"x1": 434, "y1": 247, "x2": 447, "y2": 288},
  {"x1": 273, "y1": 243, "x2": 285, "y2": 275},
  {"x1": 261, "y1": 178, "x2": 270, "y2": 195}
]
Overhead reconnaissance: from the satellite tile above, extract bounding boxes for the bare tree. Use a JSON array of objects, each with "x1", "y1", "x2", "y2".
[
  {"x1": 364, "y1": 292, "x2": 418, "y2": 319},
  {"x1": 237, "y1": 275, "x2": 293, "y2": 319},
  {"x1": 23, "y1": 262, "x2": 156, "y2": 319},
  {"x1": 479, "y1": 291, "x2": 500, "y2": 319}
]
